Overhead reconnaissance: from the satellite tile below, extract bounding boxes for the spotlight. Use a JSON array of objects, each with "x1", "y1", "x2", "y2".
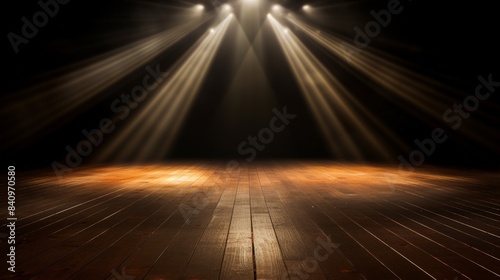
[
  {"x1": 272, "y1": 4, "x2": 282, "y2": 13},
  {"x1": 284, "y1": 28, "x2": 289, "y2": 34},
  {"x1": 195, "y1": 4, "x2": 204, "y2": 11},
  {"x1": 210, "y1": 28, "x2": 215, "y2": 33},
  {"x1": 222, "y1": 4, "x2": 232, "y2": 12},
  {"x1": 302, "y1": 4, "x2": 311, "y2": 11}
]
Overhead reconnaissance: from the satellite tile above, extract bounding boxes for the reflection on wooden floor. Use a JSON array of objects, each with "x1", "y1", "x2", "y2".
[{"x1": 5, "y1": 161, "x2": 500, "y2": 280}]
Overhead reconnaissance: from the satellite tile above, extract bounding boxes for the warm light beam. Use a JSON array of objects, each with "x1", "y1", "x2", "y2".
[
  {"x1": 98, "y1": 15, "x2": 234, "y2": 161},
  {"x1": 1, "y1": 15, "x2": 212, "y2": 149},
  {"x1": 286, "y1": 15, "x2": 452, "y2": 120},
  {"x1": 285, "y1": 15, "x2": 500, "y2": 151},
  {"x1": 268, "y1": 15, "x2": 391, "y2": 159}
]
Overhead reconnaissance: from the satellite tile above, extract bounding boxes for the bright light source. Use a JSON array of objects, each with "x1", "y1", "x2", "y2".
[
  {"x1": 195, "y1": 4, "x2": 204, "y2": 10},
  {"x1": 284, "y1": 28, "x2": 289, "y2": 34},
  {"x1": 222, "y1": 4, "x2": 232, "y2": 12},
  {"x1": 210, "y1": 28, "x2": 215, "y2": 33},
  {"x1": 272, "y1": 4, "x2": 282, "y2": 13},
  {"x1": 302, "y1": 4, "x2": 311, "y2": 11}
]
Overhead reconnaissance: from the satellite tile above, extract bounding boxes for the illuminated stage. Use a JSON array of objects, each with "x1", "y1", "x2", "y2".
[
  {"x1": 3, "y1": 1, "x2": 500, "y2": 279},
  {"x1": 9, "y1": 162, "x2": 500, "y2": 279}
]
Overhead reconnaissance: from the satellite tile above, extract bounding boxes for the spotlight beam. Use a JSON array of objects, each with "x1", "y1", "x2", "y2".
[
  {"x1": 286, "y1": 16, "x2": 452, "y2": 120},
  {"x1": 285, "y1": 15, "x2": 500, "y2": 154},
  {"x1": 281, "y1": 17, "x2": 407, "y2": 151},
  {"x1": 287, "y1": 15, "x2": 500, "y2": 148},
  {"x1": 268, "y1": 15, "x2": 390, "y2": 159},
  {"x1": 99, "y1": 15, "x2": 234, "y2": 161},
  {"x1": 1, "y1": 15, "x2": 212, "y2": 149}
]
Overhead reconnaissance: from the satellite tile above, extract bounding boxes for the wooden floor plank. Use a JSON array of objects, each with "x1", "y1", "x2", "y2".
[
  {"x1": 249, "y1": 167, "x2": 288, "y2": 280},
  {"x1": 220, "y1": 168, "x2": 255, "y2": 280},
  {"x1": 257, "y1": 166, "x2": 328, "y2": 280},
  {"x1": 180, "y1": 168, "x2": 239, "y2": 279}
]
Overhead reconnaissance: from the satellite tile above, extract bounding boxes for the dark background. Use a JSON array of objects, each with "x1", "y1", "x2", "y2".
[{"x1": 2, "y1": 0, "x2": 499, "y2": 170}]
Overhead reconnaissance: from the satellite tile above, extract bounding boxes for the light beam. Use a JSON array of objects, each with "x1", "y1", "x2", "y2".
[
  {"x1": 268, "y1": 15, "x2": 392, "y2": 159},
  {"x1": 98, "y1": 14, "x2": 234, "y2": 161},
  {"x1": 1, "y1": 15, "x2": 212, "y2": 149}
]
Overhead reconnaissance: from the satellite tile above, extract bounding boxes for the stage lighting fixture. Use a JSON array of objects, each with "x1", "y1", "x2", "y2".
[
  {"x1": 210, "y1": 28, "x2": 215, "y2": 33},
  {"x1": 222, "y1": 4, "x2": 232, "y2": 12},
  {"x1": 195, "y1": 4, "x2": 204, "y2": 10},
  {"x1": 302, "y1": 4, "x2": 311, "y2": 11}
]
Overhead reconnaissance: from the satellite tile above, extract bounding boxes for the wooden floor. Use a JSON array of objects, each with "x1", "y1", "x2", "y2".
[{"x1": 3, "y1": 161, "x2": 500, "y2": 280}]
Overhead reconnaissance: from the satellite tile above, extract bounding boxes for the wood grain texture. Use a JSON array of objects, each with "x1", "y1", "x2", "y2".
[{"x1": 3, "y1": 161, "x2": 499, "y2": 280}]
